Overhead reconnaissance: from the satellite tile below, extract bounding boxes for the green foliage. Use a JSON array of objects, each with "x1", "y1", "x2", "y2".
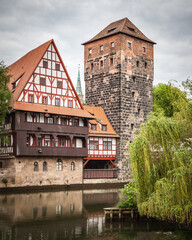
[
  {"x1": 129, "y1": 83, "x2": 192, "y2": 225},
  {"x1": 153, "y1": 83, "x2": 187, "y2": 117},
  {"x1": 2, "y1": 177, "x2": 8, "y2": 186},
  {"x1": 0, "y1": 61, "x2": 12, "y2": 125},
  {"x1": 117, "y1": 182, "x2": 137, "y2": 209}
]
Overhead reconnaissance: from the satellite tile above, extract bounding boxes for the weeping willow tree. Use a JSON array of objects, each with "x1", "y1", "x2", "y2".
[{"x1": 129, "y1": 82, "x2": 192, "y2": 225}]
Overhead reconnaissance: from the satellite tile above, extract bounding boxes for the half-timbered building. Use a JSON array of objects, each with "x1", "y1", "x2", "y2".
[
  {"x1": 83, "y1": 106, "x2": 119, "y2": 182},
  {"x1": 0, "y1": 39, "x2": 94, "y2": 187}
]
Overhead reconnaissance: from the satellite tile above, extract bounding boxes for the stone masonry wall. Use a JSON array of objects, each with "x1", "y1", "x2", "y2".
[
  {"x1": 84, "y1": 33, "x2": 154, "y2": 181},
  {"x1": 0, "y1": 156, "x2": 83, "y2": 187}
]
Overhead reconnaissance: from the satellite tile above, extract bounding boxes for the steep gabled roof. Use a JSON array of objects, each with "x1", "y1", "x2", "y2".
[
  {"x1": 82, "y1": 17, "x2": 155, "y2": 45},
  {"x1": 7, "y1": 39, "x2": 84, "y2": 110},
  {"x1": 8, "y1": 40, "x2": 52, "y2": 102},
  {"x1": 84, "y1": 105, "x2": 119, "y2": 138}
]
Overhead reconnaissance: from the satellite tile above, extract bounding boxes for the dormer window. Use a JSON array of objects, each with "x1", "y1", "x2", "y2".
[
  {"x1": 102, "y1": 125, "x2": 107, "y2": 131},
  {"x1": 43, "y1": 61, "x2": 48, "y2": 68},
  {"x1": 100, "y1": 45, "x2": 103, "y2": 52},
  {"x1": 91, "y1": 124, "x2": 97, "y2": 131}
]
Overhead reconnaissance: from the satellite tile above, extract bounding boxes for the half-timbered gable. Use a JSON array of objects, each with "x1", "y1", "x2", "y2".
[{"x1": 10, "y1": 40, "x2": 82, "y2": 109}]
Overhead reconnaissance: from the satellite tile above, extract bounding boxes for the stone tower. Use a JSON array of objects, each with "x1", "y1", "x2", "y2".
[
  {"x1": 82, "y1": 18, "x2": 155, "y2": 181},
  {"x1": 76, "y1": 64, "x2": 84, "y2": 103}
]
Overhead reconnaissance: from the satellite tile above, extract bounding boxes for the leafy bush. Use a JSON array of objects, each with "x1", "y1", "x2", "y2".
[
  {"x1": 117, "y1": 182, "x2": 137, "y2": 209},
  {"x1": 2, "y1": 177, "x2": 8, "y2": 186}
]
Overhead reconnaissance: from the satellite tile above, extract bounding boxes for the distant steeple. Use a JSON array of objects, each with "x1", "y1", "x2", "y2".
[{"x1": 76, "y1": 64, "x2": 84, "y2": 103}]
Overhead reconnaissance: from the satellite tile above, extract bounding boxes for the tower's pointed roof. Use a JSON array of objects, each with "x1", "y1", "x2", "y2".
[
  {"x1": 76, "y1": 64, "x2": 83, "y2": 96},
  {"x1": 82, "y1": 17, "x2": 155, "y2": 45}
]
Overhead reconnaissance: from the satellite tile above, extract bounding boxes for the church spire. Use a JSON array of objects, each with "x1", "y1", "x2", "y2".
[{"x1": 76, "y1": 64, "x2": 84, "y2": 103}]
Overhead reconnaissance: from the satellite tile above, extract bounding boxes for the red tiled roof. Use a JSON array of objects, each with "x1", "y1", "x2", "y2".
[
  {"x1": 13, "y1": 102, "x2": 94, "y2": 119},
  {"x1": 84, "y1": 105, "x2": 119, "y2": 137},
  {"x1": 82, "y1": 17, "x2": 156, "y2": 45},
  {"x1": 8, "y1": 40, "x2": 52, "y2": 102}
]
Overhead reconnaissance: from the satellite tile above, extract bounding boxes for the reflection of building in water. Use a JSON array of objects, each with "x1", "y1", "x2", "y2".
[
  {"x1": 0, "y1": 191, "x2": 83, "y2": 223},
  {"x1": 0, "y1": 189, "x2": 120, "y2": 240}
]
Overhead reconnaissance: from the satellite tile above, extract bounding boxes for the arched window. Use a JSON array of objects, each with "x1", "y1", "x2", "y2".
[
  {"x1": 34, "y1": 162, "x2": 38, "y2": 171},
  {"x1": 43, "y1": 161, "x2": 47, "y2": 171},
  {"x1": 57, "y1": 159, "x2": 62, "y2": 171},
  {"x1": 71, "y1": 162, "x2": 75, "y2": 171}
]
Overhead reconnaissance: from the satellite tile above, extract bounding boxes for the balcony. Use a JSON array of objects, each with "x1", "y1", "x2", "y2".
[
  {"x1": 16, "y1": 146, "x2": 88, "y2": 157},
  {"x1": 83, "y1": 169, "x2": 117, "y2": 179}
]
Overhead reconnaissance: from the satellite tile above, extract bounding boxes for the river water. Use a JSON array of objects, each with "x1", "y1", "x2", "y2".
[{"x1": 0, "y1": 189, "x2": 191, "y2": 240}]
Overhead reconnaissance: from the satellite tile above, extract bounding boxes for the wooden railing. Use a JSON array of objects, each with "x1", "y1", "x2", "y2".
[{"x1": 83, "y1": 169, "x2": 117, "y2": 179}]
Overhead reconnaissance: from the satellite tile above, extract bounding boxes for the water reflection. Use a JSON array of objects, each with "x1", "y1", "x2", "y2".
[{"x1": 0, "y1": 189, "x2": 191, "y2": 240}]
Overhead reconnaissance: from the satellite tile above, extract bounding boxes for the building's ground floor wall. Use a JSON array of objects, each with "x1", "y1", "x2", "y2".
[{"x1": 0, "y1": 156, "x2": 83, "y2": 188}]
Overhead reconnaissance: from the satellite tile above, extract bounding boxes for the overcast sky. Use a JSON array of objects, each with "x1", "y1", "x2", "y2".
[{"x1": 0, "y1": 0, "x2": 192, "y2": 93}]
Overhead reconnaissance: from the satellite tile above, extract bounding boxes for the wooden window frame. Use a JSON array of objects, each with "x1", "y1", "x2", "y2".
[
  {"x1": 55, "y1": 98, "x2": 60, "y2": 106},
  {"x1": 68, "y1": 100, "x2": 73, "y2": 108},
  {"x1": 89, "y1": 140, "x2": 99, "y2": 150},
  {"x1": 102, "y1": 125, "x2": 107, "y2": 131},
  {"x1": 28, "y1": 94, "x2": 34, "y2": 103},
  {"x1": 42, "y1": 96, "x2": 47, "y2": 105},
  {"x1": 56, "y1": 63, "x2": 60, "y2": 71},
  {"x1": 74, "y1": 119, "x2": 79, "y2": 127},
  {"x1": 57, "y1": 80, "x2": 62, "y2": 89},
  {"x1": 103, "y1": 141, "x2": 112, "y2": 150},
  {"x1": 40, "y1": 77, "x2": 46, "y2": 86},
  {"x1": 43, "y1": 60, "x2": 48, "y2": 68}
]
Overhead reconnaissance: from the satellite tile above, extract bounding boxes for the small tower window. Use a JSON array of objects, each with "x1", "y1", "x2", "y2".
[
  {"x1": 43, "y1": 161, "x2": 47, "y2": 171},
  {"x1": 128, "y1": 42, "x2": 131, "y2": 49},
  {"x1": 71, "y1": 162, "x2": 75, "y2": 171},
  {"x1": 34, "y1": 162, "x2": 38, "y2": 171},
  {"x1": 100, "y1": 60, "x2": 103, "y2": 68},
  {"x1": 56, "y1": 63, "x2": 60, "y2": 71},
  {"x1": 132, "y1": 91, "x2": 135, "y2": 98},
  {"x1": 111, "y1": 42, "x2": 114, "y2": 48},
  {"x1": 145, "y1": 62, "x2": 147, "y2": 69},
  {"x1": 89, "y1": 49, "x2": 92, "y2": 55},
  {"x1": 132, "y1": 76, "x2": 136, "y2": 83},
  {"x1": 131, "y1": 124, "x2": 134, "y2": 130},
  {"x1": 142, "y1": 47, "x2": 146, "y2": 53},
  {"x1": 138, "y1": 108, "x2": 140, "y2": 115},
  {"x1": 100, "y1": 45, "x2": 103, "y2": 52},
  {"x1": 110, "y1": 58, "x2": 113, "y2": 66},
  {"x1": 43, "y1": 61, "x2": 48, "y2": 68},
  {"x1": 90, "y1": 62, "x2": 93, "y2": 70},
  {"x1": 136, "y1": 61, "x2": 139, "y2": 67}
]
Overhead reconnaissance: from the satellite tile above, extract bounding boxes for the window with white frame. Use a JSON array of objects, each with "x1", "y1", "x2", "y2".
[{"x1": 57, "y1": 159, "x2": 62, "y2": 171}]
